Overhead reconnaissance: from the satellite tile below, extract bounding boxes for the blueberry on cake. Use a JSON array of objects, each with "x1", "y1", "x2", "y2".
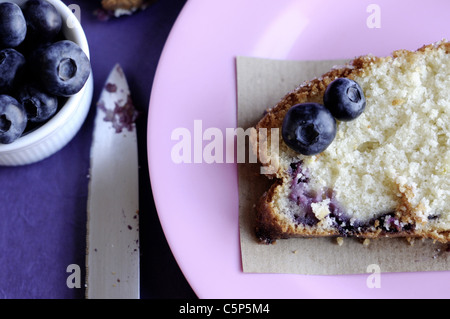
[{"x1": 252, "y1": 41, "x2": 450, "y2": 244}]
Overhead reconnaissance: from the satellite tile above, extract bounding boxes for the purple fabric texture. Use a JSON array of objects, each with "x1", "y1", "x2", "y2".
[{"x1": 0, "y1": 0, "x2": 194, "y2": 299}]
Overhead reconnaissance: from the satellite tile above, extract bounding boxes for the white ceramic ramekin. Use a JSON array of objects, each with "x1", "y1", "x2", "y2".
[{"x1": 0, "y1": 0, "x2": 93, "y2": 166}]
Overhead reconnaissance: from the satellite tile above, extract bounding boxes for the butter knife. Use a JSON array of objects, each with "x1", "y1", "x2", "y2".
[{"x1": 86, "y1": 64, "x2": 140, "y2": 299}]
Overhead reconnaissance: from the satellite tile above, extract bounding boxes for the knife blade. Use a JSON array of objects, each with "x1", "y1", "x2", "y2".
[{"x1": 86, "y1": 64, "x2": 140, "y2": 299}]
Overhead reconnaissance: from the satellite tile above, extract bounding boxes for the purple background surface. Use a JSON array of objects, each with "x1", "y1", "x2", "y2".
[{"x1": 0, "y1": 0, "x2": 196, "y2": 299}]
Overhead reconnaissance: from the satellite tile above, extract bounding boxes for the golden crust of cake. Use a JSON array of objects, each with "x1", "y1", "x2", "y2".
[
  {"x1": 254, "y1": 178, "x2": 448, "y2": 244},
  {"x1": 252, "y1": 40, "x2": 450, "y2": 244}
]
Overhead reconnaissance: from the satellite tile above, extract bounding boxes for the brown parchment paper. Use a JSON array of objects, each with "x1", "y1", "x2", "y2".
[{"x1": 237, "y1": 56, "x2": 450, "y2": 275}]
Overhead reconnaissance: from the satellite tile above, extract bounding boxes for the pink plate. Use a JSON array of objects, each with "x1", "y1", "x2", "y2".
[{"x1": 148, "y1": 0, "x2": 450, "y2": 298}]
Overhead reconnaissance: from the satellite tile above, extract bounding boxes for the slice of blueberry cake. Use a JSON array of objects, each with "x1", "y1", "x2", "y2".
[{"x1": 252, "y1": 41, "x2": 450, "y2": 244}]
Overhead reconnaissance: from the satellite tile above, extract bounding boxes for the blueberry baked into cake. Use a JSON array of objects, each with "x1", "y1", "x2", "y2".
[{"x1": 252, "y1": 41, "x2": 450, "y2": 244}]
